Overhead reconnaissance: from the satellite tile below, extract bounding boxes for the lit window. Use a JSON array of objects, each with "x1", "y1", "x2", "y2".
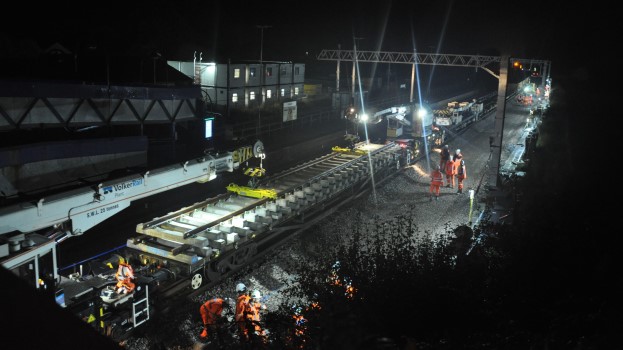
[
  {"x1": 294, "y1": 87, "x2": 299, "y2": 95},
  {"x1": 234, "y1": 69, "x2": 240, "y2": 79},
  {"x1": 281, "y1": 89, "x2": 285, "y2": 97},
  {"x1": 250, "y1": 68, "x2": 256, "y2": 77},
  {"x1": 266, "y1": 67, "x2": 272, "y2": 77},
  {"x1": 232, "y1": 93, "x2": 238, "y2": 102},
  {"x1": 267, "y1": 89, "x2": 272, "y2": 99},
  {"x1": 250, "y1": 91, "x2": 256, "y2": 100}
]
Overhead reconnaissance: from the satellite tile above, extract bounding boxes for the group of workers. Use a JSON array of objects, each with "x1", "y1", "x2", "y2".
[
  {"x1": 199, "y1": 282, "x2": 267, "y2": 346},
  {"x1": 114, "y1": 259, "x2": 135, "y2": 294},
  {"x1": 430, "y1": 144, "x2": 467, "y2": 200}
]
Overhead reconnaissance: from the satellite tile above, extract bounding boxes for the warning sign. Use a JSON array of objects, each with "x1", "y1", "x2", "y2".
[{"x1": 283, "y1": 101, "x2": 297, "y2": 122}]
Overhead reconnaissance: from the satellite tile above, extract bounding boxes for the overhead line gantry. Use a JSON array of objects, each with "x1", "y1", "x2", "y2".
[{"x1": 316, "y1": 48, "x2": 551, "y2": 192}]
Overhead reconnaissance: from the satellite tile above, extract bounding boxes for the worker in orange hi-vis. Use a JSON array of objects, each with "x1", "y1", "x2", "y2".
[
  {"x1": 234, "y1": 283, "x2": 251, "y2": 342},
  {"x1": 444, "y1": 155, "x2": 456, "y2": 188},
  {"x1": 456, "y1": 159, "x2": 467, "y2": 194},
  {"x1": 429, "y1": 164, "x2": 444, "y2": 201},
  {"x1": 245, "y1": 290, "x2": 268, "y2": 343},
  {"x1": 199, "y1": 297, "x2": 230, "y2": 345},
  {"x1": 115, "y1": 258, "x2": 135, "y2": 294},
  {"x1": 453, "y1": 148, "x2": 463, "y2": 164}
]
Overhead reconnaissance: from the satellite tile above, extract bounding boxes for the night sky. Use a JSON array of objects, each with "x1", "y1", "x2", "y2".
[{"x1": 1, "y1": 1, "x2": 588, "y2": 72}]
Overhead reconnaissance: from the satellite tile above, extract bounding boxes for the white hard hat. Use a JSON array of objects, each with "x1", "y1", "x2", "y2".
[
  {"x1": 235, "y1": 283, "x2": 247, "y2": 293},
  {"x1": 251, "y1": 290, "x2": 261, "y2": 299},
  {"x1": 455, "y1": 149, "x2": 461, "y2": 154}
]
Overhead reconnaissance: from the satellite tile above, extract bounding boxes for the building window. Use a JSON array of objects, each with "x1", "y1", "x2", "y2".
[
  {"x1": 234, "y1": 69, "x2": 240, "y2": 79},
  {"x1": 294, "y1": 87, "x2": 299, "y2": 95},
  {"x1": 266, "y1": 67, "x2": 272, "y2": 77},
  {"x1": 281, "y1": 66, "x2": 287, "y2": 74},
  {"x1": 280, "y1": 88, "x2": 285, "y2": 97},
  {"x1": 295, "y1": 67, "x2": 300, "y2": 75},
  {"x1": 250, "y1": 91, "x2": 256, "y2": 100},
  {"x1": 267, "y1": 89, "x2": 272, "y2": 99},
  {"x1": 250, "y1": 67, "x2": 256, "y2": 77},
  {"x1": 232, "y1": 93, "x2": 238, "y2": 102}
]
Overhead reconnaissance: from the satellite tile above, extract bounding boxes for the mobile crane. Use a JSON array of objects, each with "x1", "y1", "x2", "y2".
[
  {"x1": 0, "y1": 140, "x2": 266, "y2": 343},
  {"x1": 0, "y1": 140, "x2": 265, "y2": 290}
]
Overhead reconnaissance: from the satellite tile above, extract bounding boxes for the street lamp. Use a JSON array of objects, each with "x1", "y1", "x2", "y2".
[{"x1": 255, "y1": 25, "x2": 272, "y2": 136}]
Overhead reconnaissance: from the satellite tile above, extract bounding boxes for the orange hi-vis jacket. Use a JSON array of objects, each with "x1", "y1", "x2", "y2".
[
  {"x1": 235, "y1": 294, "x2": 251, "y2": 322},
  {"x1": 454, "y1": 152, "x2": 463, "y2": 164},
  {"x1": 245, "y1": 300, "x2": 266, "y2": 335},
  {"x1": 235, "y1": 294, "x2": 251, "y2": 337},
  {"x1": 431, "y1": 169, "x2": 444, "y2": 186},
  {"x1": 200, "y1": 297, "x2": 225, "y2": 338},
  {"x1": 115, "y1": 262, "x2": 135, "y2": 293},
  {"x1": 201, "y1": 298, "x2": 225, "y2": 326},
  {"x1": 116, "y1": 262, "x2": 134, "y2": 281},
  {"x1": 444, "y1": 159, "x2": 456, "y2": 175}
]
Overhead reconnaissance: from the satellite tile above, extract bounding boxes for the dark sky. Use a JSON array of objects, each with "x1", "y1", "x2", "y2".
[
  {"x1": 0, "y1": 0, "x2": 599, "y2": 83},
  {"x1": 1, "y1": 1, "x2": 573, "y2": 58}
]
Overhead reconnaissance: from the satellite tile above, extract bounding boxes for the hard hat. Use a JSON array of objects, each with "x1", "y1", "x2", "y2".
[
  {"x1": 443, "y1": 145, "x2": 449, "y2": 149},
  {"x1": 455, "y1": 148, "x2": 461, "y2": 154},
  {"x1": 235, "y1": 283, "x2": 247, "y2": 293},
  {"x1": 251, "y1": 290, "x2": 261, "y2": 299}
]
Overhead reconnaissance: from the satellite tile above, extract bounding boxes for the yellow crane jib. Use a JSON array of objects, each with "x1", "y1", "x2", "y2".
[
  {"x1": 226, "y1": 183, "x2": 277, "y2": 199},
  {"x1": 232, "y1": 140, "x2": 266, "y2": 165},
  {"x1": 244, "y1": 167, "x2": 266, "y2": 177},
  {"x1": 232, "y1": 146, "x2": 255, "y2": 164},
  {"x1": 332, "y1": 146, "x2": 367, "y2": 156}
]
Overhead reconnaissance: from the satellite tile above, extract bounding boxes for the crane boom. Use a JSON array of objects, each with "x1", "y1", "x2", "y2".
[{"x1": 0, "y1": 141, "x2": 264, "y2": 240}]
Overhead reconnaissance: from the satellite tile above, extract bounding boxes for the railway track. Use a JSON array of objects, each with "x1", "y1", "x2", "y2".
[
  {"x1": 128, "y1": 141, "x2": 405, "y2": 296},
  {"x1": 136, "y1": 94, "x2": 501, "y2": 300}
]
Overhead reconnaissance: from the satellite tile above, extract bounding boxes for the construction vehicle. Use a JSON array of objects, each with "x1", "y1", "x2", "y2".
[
  {"x1": 434, "y1": 99, "x2": 485, "y2": 127},
  {"x1": 343, "y1": 91, "x2": 497, "y2": 164},
  {"x1": 433, "y1": 92, "x2": 497, "y2": 130},
  {"x1": 0, "y1": 140, "x2": 266, "y2": 342},
  {"x1": 343, "y1": 101, "x2": 444, "y2": 160}
]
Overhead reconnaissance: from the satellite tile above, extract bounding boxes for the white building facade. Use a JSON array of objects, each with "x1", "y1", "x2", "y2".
[{"x1": 168, "y1": 60, "x2": 305, "y2": 110}]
